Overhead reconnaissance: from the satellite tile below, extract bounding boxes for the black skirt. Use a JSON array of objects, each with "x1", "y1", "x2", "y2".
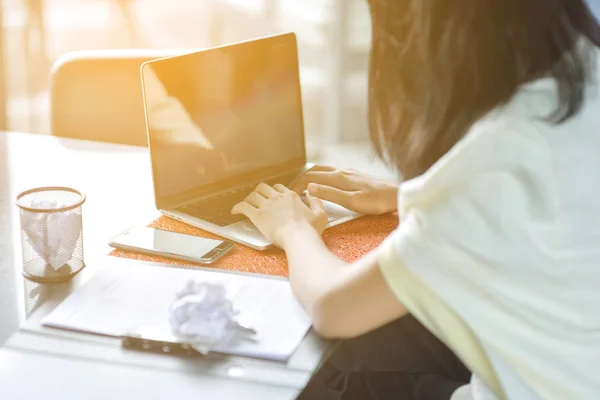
[{"x1": 297, "y1": 314, "x2": 472, "y2": 400}]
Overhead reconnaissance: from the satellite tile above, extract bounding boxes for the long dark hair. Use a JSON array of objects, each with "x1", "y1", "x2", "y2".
[{"x1": 368, "y1": 0, "x2": 600, "y2": 180}]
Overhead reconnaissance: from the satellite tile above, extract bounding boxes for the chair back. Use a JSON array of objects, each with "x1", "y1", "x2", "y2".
[{"x1": 50, "y1": 50, "x2": 183, "y2": 146}]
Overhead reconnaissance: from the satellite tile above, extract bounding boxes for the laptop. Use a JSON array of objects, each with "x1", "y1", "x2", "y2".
[{"x1": 140, "y1": 33, "x2": 358, "y2": 250}]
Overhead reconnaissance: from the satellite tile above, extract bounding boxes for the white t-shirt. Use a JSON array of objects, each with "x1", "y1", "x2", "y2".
[{"x1": 378, "y1": 46, "x2": 600, "y2": 399}]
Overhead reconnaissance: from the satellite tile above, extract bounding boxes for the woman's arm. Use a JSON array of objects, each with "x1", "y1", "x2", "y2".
[
  {"x1": 232, "y1": 183, "x2": 406, "y2": 339},
  {"x1": 282, "y1": 221, "x2": 407, "y2": 338}
]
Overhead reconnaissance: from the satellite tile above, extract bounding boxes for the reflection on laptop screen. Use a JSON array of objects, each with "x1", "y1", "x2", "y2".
[{"x1": 142, "y1": 34, "x2": 305, "y2": 201}]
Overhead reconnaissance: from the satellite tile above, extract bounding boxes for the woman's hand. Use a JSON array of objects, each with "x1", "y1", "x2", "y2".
[
  {"x1": 231, "y1": 183, "x2": 328, "y2": 248},
  {"x1": 290, "y1": 166, "x2": 398, "y2": 215}
]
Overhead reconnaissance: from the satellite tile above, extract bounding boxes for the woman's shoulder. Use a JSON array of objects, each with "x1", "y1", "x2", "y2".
[
  {"x1": 415, "y1": 61, "x2": 599, "y2": 187},
  {"x1": 405, "y1": 107, "x2": 554, "y2": 196},
  {"x1": 400, "y1": 84, "x2": 564, "y2": 210}
]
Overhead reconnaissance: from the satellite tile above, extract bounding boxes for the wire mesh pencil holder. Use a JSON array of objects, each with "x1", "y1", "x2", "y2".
[{"x1": 16, "y1": 187, "x2": 86, "y2": 284}]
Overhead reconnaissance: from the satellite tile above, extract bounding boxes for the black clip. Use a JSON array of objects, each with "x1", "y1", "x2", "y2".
[{"x1": 121, "y1": 328, "x2": 204, "y2": 357}]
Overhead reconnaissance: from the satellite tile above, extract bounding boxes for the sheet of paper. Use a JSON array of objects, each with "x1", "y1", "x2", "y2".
[{"x1": 42, "y1": 258, "x2": 312, "y2": 362}]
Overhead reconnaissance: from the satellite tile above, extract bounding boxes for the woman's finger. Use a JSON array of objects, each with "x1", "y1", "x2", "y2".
[
  {"x1": 307, "y1": 165, "x2": 336, "y2": 172},
  {"x1": 273, "y1": 184, "x2": 290, "y2": 193},
  {"x1": 255, "y1": 182, "x2": 278, "y2": 198},
  {"x1": 231, "y1": 201, "x2": 258, "y2": 217},
  {"x1": 291, "y1": 170, "x2": 354, "y2": 193},
  {"x1": 244, "y1": 191, "x2": 267, "y2": 208},
  {"x1": 307, "y1": 183, "x2": 356, "y2": 210},
  {"x1": 289, "y1": 166, "x2": 335, "y2": 191},
  {"x1": 305, "y1": 193, "x2": 326, "y2": 216}
]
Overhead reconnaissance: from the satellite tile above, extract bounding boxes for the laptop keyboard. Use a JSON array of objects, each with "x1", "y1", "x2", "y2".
[{"x1": 177, "y1": 172, "x2": 300, "y2": 227}]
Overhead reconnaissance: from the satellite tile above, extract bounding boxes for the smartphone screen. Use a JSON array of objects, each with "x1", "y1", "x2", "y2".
[{"x1": 110, "y1": 227, "x2": 233, "y2": 263}]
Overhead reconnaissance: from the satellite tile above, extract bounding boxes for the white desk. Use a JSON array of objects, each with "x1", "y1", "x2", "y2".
[
  {"x1": 0, "y1": 132, "x2": 158, "y2": 344},
  {"x1": 0, "y1": 131, "x2": 395, "y2": 399},
  {"x1": 0, "y1": 257, "x2": 331, "y2": 400}
]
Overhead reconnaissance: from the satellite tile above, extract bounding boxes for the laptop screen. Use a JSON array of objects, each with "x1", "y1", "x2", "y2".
[{"x1": 142, "y1": 33, "x2": 306, "y2": 205}]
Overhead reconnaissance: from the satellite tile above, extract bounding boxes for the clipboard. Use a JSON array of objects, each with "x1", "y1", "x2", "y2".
[{"x1": 41, "y1": 257, "x2": 313, "y2": 362}]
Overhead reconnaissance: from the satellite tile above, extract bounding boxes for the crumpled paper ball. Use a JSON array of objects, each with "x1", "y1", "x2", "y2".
[
  {"x1": 21, "y1": 199, "x2": 81, "y2": 271},
  {"x1": 169, "y1": 280, "x2": 243, "y2": 353}
]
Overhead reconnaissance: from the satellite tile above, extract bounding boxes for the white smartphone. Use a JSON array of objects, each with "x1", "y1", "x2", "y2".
[{"x1": 109, "y1": 226, "x2": 234, "y2": 265}]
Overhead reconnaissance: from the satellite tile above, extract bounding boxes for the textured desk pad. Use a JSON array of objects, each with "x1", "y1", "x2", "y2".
[{"x1": 110, "y1": 214, "x2": 399, "y2": 277}]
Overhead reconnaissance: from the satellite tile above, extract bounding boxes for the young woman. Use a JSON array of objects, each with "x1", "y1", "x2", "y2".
[{"x1": 232, "y1": 0, "x2": 600, "y2": 398}]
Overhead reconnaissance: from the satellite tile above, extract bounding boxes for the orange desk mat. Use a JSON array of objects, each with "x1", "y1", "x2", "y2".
[{"x1": 110, "y1": 214, "x2": 399, "y2": 277}]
